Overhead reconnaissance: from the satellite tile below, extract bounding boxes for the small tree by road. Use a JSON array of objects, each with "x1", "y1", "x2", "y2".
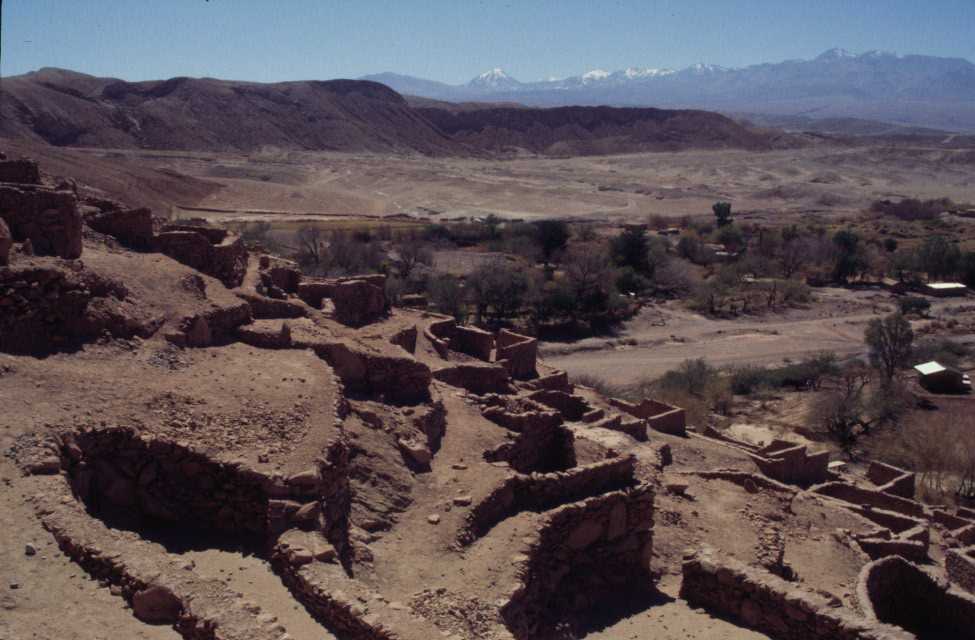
[{"x1": 865, "y1": 312, "x2": 914, "y2": 382}]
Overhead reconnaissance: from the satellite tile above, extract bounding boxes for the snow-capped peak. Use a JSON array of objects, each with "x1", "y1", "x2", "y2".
[
  {"x1": 684, "y1": 63, "x2": 727, "y2": 74},
  {"x1": 478, "y1": 67, "x2": 509, "y2": 81},
  {"x1": 581, "y1": 69, "x2": 610, "y2": 82},
  {"x1": 816, "y1": 47, "x2": 856, "y2": 60},
  {"x1": 468, "y1": 67, "x2": 521, "y2": 89},
  {"x1": 623, "y1": 66, "x2": 675, "y2": 78}
]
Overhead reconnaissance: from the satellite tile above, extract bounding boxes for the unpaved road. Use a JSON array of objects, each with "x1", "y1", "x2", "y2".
[{"x1": 543, "y1": 289, "x2": 974, "y2": 386}]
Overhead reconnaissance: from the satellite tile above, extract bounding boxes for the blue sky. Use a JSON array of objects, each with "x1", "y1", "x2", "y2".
[{"x1": 3, "y1": 0, "x2": 974, "y2": 83}]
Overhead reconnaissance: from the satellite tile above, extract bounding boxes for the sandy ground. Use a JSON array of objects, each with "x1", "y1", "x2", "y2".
[
  {"x1": 542, "y1": 289, "x2": 975, "y2": 386},
  {"x1": 40, "y1": 141, "x2": 975, "y2": 225}
]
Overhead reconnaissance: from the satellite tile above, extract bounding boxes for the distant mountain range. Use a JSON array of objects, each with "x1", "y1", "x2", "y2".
[
  {"x1": 0, "y1": 68, "x2": 784, "y2": 156},
  {"x1": 363, "y1": 49, "x2": 975, "y2": 132}
]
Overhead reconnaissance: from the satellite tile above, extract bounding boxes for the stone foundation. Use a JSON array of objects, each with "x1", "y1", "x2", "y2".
[
  {"x1": 496, "y1": 329, "x2": 537, "y2": 380},
  {"x1": 866, "y1": 461, "x2": 916, "y2": 499},
  {"x1": 947, "y1": 546, "x2": 975, "y2": 595},
  {"x1": 155, "y1": 224, "x2": 247, "y2": 288},
  {"x1": 857, "y1": 555, "x2": 975, "y2": 639},
  {"x1": 460, "y1": 455, "x2": 637, "y2": 543},
  {"x1": 0, "y1": 183, "x2": 82, "y2": 258},
  {"x1": 609, "y1": 397, "x2": 686, "y2": 436},
  {"x1": 500, "y1": 483, "x2": 654, "y2": 639},
  {"x1": 681, "y1": 547, "x2": 912, "y2": 640},
  {"x1": 749, "y1": 440, "x2": 830, "y2": 487}
]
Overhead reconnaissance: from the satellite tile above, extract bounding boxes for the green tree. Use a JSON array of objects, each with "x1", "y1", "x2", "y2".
[
  {"x1": 610, "y1": 225, "x2": 652, "y2": 274},
  {"x1": 916, "y1": 235, "x2": 961, "y2": 280},
  {"x1": 832, "y1": 229, "x2": 866, "y2": 283},
  {"x1": 466, "y1": 260, "x2": 529, "y2": 325},
  {"x1": 533, "y1": 219, "x2": 570, "y2": 266},
  {"x1": 865, "y1": 312, "x2": 914, "y2": 382},
  {"x1": 712, "y1": 201, "x2": 733, "y2": 227}
]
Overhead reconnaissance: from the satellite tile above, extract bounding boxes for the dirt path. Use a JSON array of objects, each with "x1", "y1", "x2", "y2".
[{"x1": 542, "y1": 291, "x2": 974, "y2": 385}]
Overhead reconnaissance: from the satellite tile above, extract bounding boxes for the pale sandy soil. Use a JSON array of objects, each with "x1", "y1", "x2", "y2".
[
  {"x1": 542, "y1": 290, "x2": 975, "y2": 386},
  {"x1": 52, "y1": 142, "x2": 975, "y2": 224}
]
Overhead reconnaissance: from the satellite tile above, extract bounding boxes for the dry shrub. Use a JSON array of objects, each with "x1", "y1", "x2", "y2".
[{"x1": 872, "y1": 404, "x2": 975, "y2": 504}]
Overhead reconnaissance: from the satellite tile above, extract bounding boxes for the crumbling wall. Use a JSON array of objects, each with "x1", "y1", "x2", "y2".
[
  {"x1": 500, "y1": 484, "x2": 654, "y2": 639},
  {"x1": 527, "y1": 389, "x2": 590, "y2": 420},
  {"x1": 432, "y1": 362, "x2": 511, "y2": 395},
  {"x1": 85, "y1": 207, "x2": 154, "y2": 250},
  {"x1": 811, "y1": 482, "x2": 924, "y2": 517},
  {"x1": 866, "y1": 461, "x2": 916, "y2": 499},
  {"x1": 481, "y1": 404, "x2": 574, "y2": 473},
  {"x1": 449, "y1": 324, "x2": 495, "y2": 361},
  {"x1": 681, "y1": 548, "x2": 913, "y2": 640},
  {"x1": 526, "y1": 369, "x2": 570, "y2": 392},
  {"x1": 857, "y1": 555, "x2": 975, "y2": 639},
  {"x1": 609, "y1": 397, "x2": 686, "y2": 436},
  {"x1": 155, "y1": 224, "x2": 248, "y2": 288},
  {"x1": 947, "y1": 546, "x2": 975, "y2": 595},
  {"x1": 0, "y1": 157, "x2": 41, "y2": 184},
  {"x1": 749, "y1": 441, "x2": 829, "y2": 487},
  {"x1": 496, "y1": 329, "x2": 537, "y2": 380},
  {"x1": 0, "y1": 183, "x2": 82, "y2": 258},
  {"x1": 460, "y1": 455, "x2": 637, "y2": 543},
  {"x1": 331, "y1": 277, "x2": 386, "y2": 326},
  {"x1": 0, "y1": 261, "x2": 158, "y2": 354}
]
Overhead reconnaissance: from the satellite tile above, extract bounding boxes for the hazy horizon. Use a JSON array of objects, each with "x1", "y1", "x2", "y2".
[{"x1": 3, "y1": 0, "x2": 975, "y2": 84}]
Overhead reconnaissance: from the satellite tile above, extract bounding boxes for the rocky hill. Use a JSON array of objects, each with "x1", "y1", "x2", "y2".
[{"x1": 0, "y1": 68, "x2": 785, "y2": 156}]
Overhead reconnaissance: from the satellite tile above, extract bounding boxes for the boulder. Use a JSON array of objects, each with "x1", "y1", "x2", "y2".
[{"x1": 132, "y1": 584, "x2": 182, "y2": 624}]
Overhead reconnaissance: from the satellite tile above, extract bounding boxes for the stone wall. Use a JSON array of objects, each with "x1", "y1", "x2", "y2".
[
  {"x1": 496, "y1": 329, "x2": 537, "y2": 380},
  {"x1": 300, "y1": 338, "x2": 432, "y2": 404},
  {"x1": 810, "y1": 482, "x2": 925, "y2": 517},
  {"x1": 432, "y1": 362, "x2": 512, "y2": 395},
  {"x1": 450, "y1": 324, "x2": 495, "y2": 361},
  {"x1": 155, "y1": 225, "x2": 248, "y2": 288},
  {"x1": 85, "y1": 207, "x2": 154, "y2": 250},
  {"x1": 500, "y1": 483, "x2": 654, "y2": 639},
  {"x1": 389, "y1": 325, "x2": 417, "y2": 354},
  {"x1": 866, "y1": 462, "x2": 916, "y2": 499},
  {"x1": 460, "y1": 455, "x2": 637, "y2": 543},
  {"x1": 749, "y1": 441, "x2": 830, "y2": 487},
  {"x1": 947, "y1": 546, "x2": 975, "y2": 595},
  {"x1": 332, "y1": 277, "x2": 386, "y2": 326},
  {"x1": 0, "y1": 261, "x2": 159, "y2": 354},
  {"x1": 481, "y1": 400, "x2": 574, "y2": 473},
  {"x1": 527, "y1": 389, "x2": 591, "y2": 421},
  {"x1": 681, "y1": 547, "x2": 913, "y2": 640},
  {"x1": 0, "y1": 157, "x2": 41, "y2": 184},
  {"x1": 608, "y1": 397, "x2": 686, "y2": 436},
  {"x1": 526, "y1": 370, "x2": 570, "y2": 392},
  {"x1": 857, "y1": 555, "x2": 975, "y2": 639},
  {"x1": 0, "y1": 183, "x2": 82, "y2": 258}
]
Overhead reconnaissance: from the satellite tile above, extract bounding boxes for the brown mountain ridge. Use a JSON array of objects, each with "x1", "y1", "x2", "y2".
[{"x1": 1, "y1": 68, "x2": 788, "y2": 156}]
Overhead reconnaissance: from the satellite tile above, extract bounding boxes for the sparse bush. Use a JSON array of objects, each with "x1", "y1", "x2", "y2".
[
  {"x1": 870, "y1": 197, "x2": 953, "y2": 221},
  {"x1": 898, "y1": 296, "x2": 931, "y2": 317},
  {"x1": 912, "y1": 337, "x2": 969, "y2": 368},
  {"x1": 427, "y1": 273, "x2": 467, "y2": 323},
  {"x1": 865, "y1": 312, "x2": 914, "y2": 381},
  {"x1": 572, "y1": 373, "x2": 624, "y2": 399},
  {"x1": 712, "y1": 201, "x2": 733, "y2": 227}
]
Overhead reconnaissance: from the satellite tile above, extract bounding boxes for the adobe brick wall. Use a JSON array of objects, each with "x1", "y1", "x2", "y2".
[
  {"x1": 0, "y1": 158, "x2": 41, "y2": 184},
  {"x1": 681, "y1": 547, "x2": 913, "y2": 640},
  {"x1": 481, "y1": 405, "x2": 574, "y2": 473},
  {"x1": 500, "y1": 483, "x2": 654, "y2": 638},
  {"x1": 857, "y1": 555, "x2": 975, "y2": 639},
  {"x1": 432, "y1": 362, "x2": 511, "y2": 395},
  {"x1": 749, "y1": 443, "x2": 829, "y2": 487}
]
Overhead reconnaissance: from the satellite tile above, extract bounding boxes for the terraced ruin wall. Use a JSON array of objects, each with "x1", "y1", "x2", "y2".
[
  {"x1": 681, "y1": 549, "x2": 913, "y2": 640},
  {"x1": 501, "y1": 483, "x2": 654, "y2": 638},
  {"x1": 857, "y1": 555, "x2": 975, "y2": 639},
  {"x1": 460, "y1": 455, "x2": 637, "y2": 542},
  {"x1": 946, "y1": 547, "x2": 975, "y2": 595}
]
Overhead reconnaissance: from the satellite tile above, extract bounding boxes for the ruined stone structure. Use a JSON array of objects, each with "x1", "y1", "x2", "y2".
[
  {"x1": 947, "y1": 546, "x2": 975, "y2": 595},
  {"x1": 866, "y1": 461, "x2": 916, "y2": 499},
  {"x1": 500, "y1": 483, "x2": 654, "y2": 638},
  {"x1": 681, "y1": 548, "x2": 912, "y2": 640},
  {"x1": 609, "y1": 397, "x2": 686, "y2": 436},
  {"x1": 857, "y1": 555, "x2": 975, "y2": 639},
  {"x1": 0, "y1": 182, "x2": 83, "y2": 259},
  {"x1": 748, "y1": 440, "x2": 830, "y2": 487},
  {"x1": 496, "y1": 328, "x2": 538, "y2": 379},
  {"x1": 155, "y1": 224, "x2": 248, "y2": 288},
  {"x1": 84, "y1": 206, "x2": 154, "y2": 250}
]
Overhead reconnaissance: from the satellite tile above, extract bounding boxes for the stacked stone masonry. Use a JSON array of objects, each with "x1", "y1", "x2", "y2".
[
  {"x1": 500, "y1": 483, "x2": 654, "y2": 639},
  {"x1": 681, "y1": 547, "x2": 913, "y2": 640}
]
